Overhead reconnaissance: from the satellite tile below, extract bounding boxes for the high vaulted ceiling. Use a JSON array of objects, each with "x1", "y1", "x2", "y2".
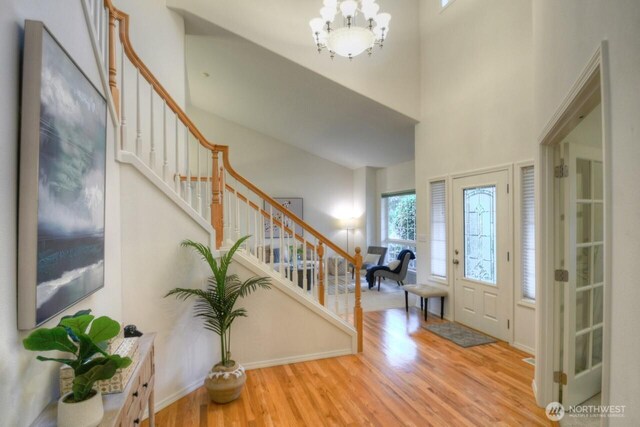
[{"x1": 180, "y1": 12, "x2": 418, "y2": 169}]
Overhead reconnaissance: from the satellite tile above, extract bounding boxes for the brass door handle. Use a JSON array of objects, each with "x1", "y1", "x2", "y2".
[{"x1": 452, "y1": 259, "x2": 459, "y2": 265}]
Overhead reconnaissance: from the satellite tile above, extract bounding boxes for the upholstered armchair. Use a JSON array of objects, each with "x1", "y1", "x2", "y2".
[{"x1": 366, "y1": 250, "x2": 415, "y2": 291}]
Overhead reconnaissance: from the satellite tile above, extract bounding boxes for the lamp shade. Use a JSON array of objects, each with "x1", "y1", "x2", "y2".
[
  {"x1": 362, "y1": 3, "x2": 380, "y2": 20},
  {"x1": 374, "y1": 12, "x2": 391, "y2": 28},
  {"x1": 309, "y1": 18, "x2": 325, "y2": 33},
  {"x1": 327, "y1": 26, "x2": 375, "y2": 57},
  {"x1": 339, "y1": 0, "x2": 358, "y2": 18},
  {"x1": 320, "y1": 6, "x2": 337, "y2": 23}
]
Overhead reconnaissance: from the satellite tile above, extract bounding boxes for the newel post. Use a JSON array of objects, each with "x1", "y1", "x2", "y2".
[
  {"x1": 317, "y1": 242, "x2": 325, "y2": 306},
  {"x1": 211, "y1": 150, "x2": 223, "y2": 248},
  {"x1": 354, "y1": 247, "x2": 363, "y2": 352},
  {"x1": 107, "y1": 8, "x2": 120, "y2": 116}
]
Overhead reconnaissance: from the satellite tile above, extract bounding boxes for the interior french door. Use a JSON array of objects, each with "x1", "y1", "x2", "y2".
[
  {"x1": 561, "y1": 142, "x2": 604, "y2": 406},
  {"x1": 453, "y1": 170, "x2": 512, "y2": 341}
]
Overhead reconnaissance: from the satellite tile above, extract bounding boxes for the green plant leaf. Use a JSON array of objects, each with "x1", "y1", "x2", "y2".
[
  {"x1": 77, "y1": 333, "x2": 107, "y2": 362},
  {"x1": 23, "y1": 327, "x2": 77, "y2": 354},
  {"x1": 87, "y1": 316, "x2": 120, "y2": 343},
  {"x1": 60, "y1": 314, "x2": 94, "y2": 335},
  {"x1": 72, "y1": 359, "x2": 119, "y2": 401},
  {"x1": 60, "y1": 309, "x2": 92, "y2": 322},
  {"x1": 35, "y1": 356, "x2": 77, "y2": 366}
]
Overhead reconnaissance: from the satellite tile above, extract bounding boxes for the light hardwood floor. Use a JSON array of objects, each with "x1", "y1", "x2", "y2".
[{"x1": 145, "y1": 308, "x2": 552, "y2": 426}]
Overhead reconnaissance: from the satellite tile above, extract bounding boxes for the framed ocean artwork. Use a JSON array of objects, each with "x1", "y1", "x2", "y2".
[{"x1": 18, "y1": 21, "x2": 107, "y2": 329}]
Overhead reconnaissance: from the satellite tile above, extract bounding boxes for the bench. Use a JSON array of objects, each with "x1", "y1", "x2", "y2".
[{"x1": 404, "y1": 285, "x2": 448, "y2": 321}]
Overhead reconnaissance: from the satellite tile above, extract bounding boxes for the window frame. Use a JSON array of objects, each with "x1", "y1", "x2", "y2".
[
  {"x1": 381, "y1": 190, "x2": 417, "y2": 272},
  {"x1": 427, "y1": 177, "x2": 449, "y2": 285},
  {"x1": 515, "y1": 161, "x2": 536, "y2": 307}
]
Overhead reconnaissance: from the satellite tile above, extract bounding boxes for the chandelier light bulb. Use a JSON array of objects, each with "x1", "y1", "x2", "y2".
[
  {"x1": 339, "y1": 0, "x2": 358, "y2": 18},
  {"x1": 309, "y1": 18, "x2": 325, "y2": 33},
  {"x1": 362, "y1": 3, "x2": 380, "y2": 20},
  {"x1": 374, "y1": 12, "x2": 391, "y2": 29},
  {"x1": 320, "y1": 6, "x2": 337, "y2": 23}
]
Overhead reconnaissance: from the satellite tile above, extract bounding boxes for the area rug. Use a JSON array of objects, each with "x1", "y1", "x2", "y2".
[{"x1": 423, "y1": 322, "x2": 496, "y2": 348}]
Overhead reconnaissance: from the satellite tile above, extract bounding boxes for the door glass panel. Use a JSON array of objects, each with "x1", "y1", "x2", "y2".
[
  {"x1": 576, "y1": 158, "x2": 591, "y2": 199},
  {"x1": 593, "y1": 245, "x2": 603, "y2": 284},
  {"x1": 594, "y1": 203, "x2": 603, "y2": 242},
  {"x1": 576, "y1": 203, "x2": 591, "y2": 243},
  {"x1": 576, "y1": 289, "x2": 591, "y2": 332},
  {"x1": 575, "y1": 332, "x2": 590, "y2": 374},
  {"x1": 593, "y1": 161, "x2": 603, "y2": 200},
  {"x1": 593, "y1": 285, "x2": 603, "y2": 325},
  {"x1": 576, "y1": 247, "x2": 591, "y2": 288},
  {"x1": 592, "y1": 327, "x2": 603, "y2": 366},
  {"x1": 463, "y1": 186, "x2": 496, "y2": 285}
]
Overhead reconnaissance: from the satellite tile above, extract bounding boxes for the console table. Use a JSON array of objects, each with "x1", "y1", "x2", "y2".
[{"x1": 32, "y1": 333, "x2": 156, "y2": 427}]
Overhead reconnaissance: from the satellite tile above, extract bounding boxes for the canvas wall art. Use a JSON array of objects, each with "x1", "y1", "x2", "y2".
[
  {"x1": 18, "y1": 21, "x2": 107, "y2": 329},
  {"x1": 264, "y1": 198, "x2": 304, "y2": 239}
]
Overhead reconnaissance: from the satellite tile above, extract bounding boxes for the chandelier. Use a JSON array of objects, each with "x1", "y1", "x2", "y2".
[{"x1": 309, "y1": 0, "x2": 391, "y2": 59}]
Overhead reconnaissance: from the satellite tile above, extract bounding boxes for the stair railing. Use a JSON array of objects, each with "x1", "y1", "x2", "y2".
[{"x1": 90, "y1": 0, "x2": 363, "y2": 351}]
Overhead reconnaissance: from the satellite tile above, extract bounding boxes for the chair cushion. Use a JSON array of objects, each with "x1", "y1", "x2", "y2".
[
  {"x1": 364, "y1": 253, "x2": 379, "y2": 265},
  {"x1": 387, "y1": 260, "x2": 401, "y2": 270}
]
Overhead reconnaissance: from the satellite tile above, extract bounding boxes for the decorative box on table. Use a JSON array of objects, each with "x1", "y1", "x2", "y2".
[{"x1": 60, "y1": 337, "x2": 140, "y2": 395}]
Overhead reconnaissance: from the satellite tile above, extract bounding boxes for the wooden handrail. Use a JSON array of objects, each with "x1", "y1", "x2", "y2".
[
  {"x1": 217, "y1": 146, "x2": 356, "y2": 264},
  {"x1": 104, "y1": 0, "x2": 220, "y2": 152}
]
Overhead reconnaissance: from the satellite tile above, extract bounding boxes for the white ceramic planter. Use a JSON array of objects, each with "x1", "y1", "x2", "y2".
[{"x1": 57, "y1": 390, "x2": 104, "y2": 427}]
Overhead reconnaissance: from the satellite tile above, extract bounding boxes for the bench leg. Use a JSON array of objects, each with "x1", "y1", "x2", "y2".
[
  {"x1": 440, "y1": 296, "x2": 445, "y2": 319},
  {"x1": 420, "y1": 297, "x2": 423, "y2": 311},
  {"x1": 424, "y1": 298, "x2": 428, "y2": 321},
  {"x1": 405, "y1": 291, "x2": 408, "y2": 313}
]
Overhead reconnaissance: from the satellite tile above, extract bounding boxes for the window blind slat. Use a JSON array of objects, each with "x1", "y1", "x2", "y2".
[
  {"x1": 430, "y1": 181, "x2": 447, "y2": 278},
  {"x1": 521, "y1": 166, "x2": 535, "y2": 300}
]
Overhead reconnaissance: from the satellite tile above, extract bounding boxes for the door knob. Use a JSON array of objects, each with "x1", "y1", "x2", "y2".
[{"x1": 452, "y1": 259, "x2": 459, "y2": 265}]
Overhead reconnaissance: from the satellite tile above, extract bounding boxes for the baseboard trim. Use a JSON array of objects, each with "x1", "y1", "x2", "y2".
[
  {"x1": 242, "y1": 348, "x2": 353, "y2": 370},
  {"x1": 151, "y1": 375, "x2": 207, "y2": 416},
  {"x1": 512, "y1": 342, "x2": 535, "y2": 355}
]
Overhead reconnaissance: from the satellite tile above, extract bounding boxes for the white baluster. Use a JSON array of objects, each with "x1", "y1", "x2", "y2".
[
  {"x1": 186, "y1": 130, "x2": 192, "y2": 207},
  {"x1": 254, "y1": 209, "x2": 258, "y2": 259},
  {"x1": 235, "y1": 184, "x2": 240, "y2": 240},
  {"x1": 245, "y1": 192, "x2": 250, "y2": 244},
  {"x1": 334, "y1": 256, "x2": 339, "y2": 314},
  {"x1": 120, "y1": 46, "x2": 126, "y2": 151},
  {"x1": 135, "y1": 69, "x2": 141, "y2": 156},
  {"x1": 163, "y1": 102, "x2": 168, "y2": 182},
  {"x1": 174, "y1": 115, "x2": 180, "y2": 194},
  {"x1": 302, "y1": 238, "x2": 308, "y2": 293},
  {"x1": 207, "y1": 151, "x2": 212, "y2": 221},
  {"x1": 344, "y1": 256, "x2": 349, "y2": 319},
  {"x1": 197, "y1": 144, "x2": 202, "y2": 216},
  {"x1": 279, "y1": 217, "x2": 285, "y2": 279},
  {"x1": 269, "y1": 204, "x2": 274, "y2": 272},
  {"x1": 292, "y1": 233, "x2": 298, "y2": 289},
  {"x1": 149, "y1": 87, "x2": 156, "y2": 169},
  {"x1": 225, "y1": 173, "x2": 231, "y2": 239}
]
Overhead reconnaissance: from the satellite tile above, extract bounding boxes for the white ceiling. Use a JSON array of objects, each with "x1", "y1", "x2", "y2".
[
  {"x1": 183, "y1": 13, "x2": 417, "y2": 169},
  {"x1": 168, "y1": 0, "x2": 421, "y2": 120}
]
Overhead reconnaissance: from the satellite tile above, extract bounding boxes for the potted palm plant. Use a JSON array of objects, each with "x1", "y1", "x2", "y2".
[
  {"x1": 23, "y1": 310, "x2": 132, "y2": 427},
  {"x1": 166, "y1": 236, "x2": 270, "y2": 403}
]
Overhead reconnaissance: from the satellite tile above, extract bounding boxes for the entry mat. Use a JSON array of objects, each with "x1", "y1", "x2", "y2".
[{"x1": 423, "y1": 322, "x2": 497, "y2": 348}]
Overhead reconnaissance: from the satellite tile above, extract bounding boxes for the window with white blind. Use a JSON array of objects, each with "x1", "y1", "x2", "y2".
[
  {"x1": 521, "y1": 166, "x2": 536, "y2": 301},
  {"x1": 430, "y1": 180, "x2": 447, "y2": 279}
]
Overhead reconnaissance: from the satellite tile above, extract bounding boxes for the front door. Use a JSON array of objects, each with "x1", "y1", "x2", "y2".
[
  {"x1": 560, "y1": 142, "x2": 604, "y2": 406},
  {"x1": 453, "y1": 170, "x2": 512, "y2": 341}
]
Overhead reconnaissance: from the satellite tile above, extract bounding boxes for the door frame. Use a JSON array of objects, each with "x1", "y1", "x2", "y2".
[
  {"x1": 449, "y1": 164, "x2": 514, "y2": 344},
  {"x1": 534, "y1": 42, "x2": 612, "y2": 416}
]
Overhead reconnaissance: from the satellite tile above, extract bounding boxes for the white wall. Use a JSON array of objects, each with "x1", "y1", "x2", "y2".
[
  {"x1": 532, "y1": 1, "x2": 640, "y2": 421},
  {"x1": 114, "y1": 0, "x2": 186, "y2": 108},
  {"x1": 416, "y1": 0, "x2": 534, "y2": 346},
  {"x1": 0, "y1": 1, "x2": 122, "y2": 425},
  {"x1": 119, "y1": 165, "x2": 214, "y2": 410},
  {"x1": 230, "y1": 254, "x2": 354, "y2": 367},
  {"x1": 353, "y1": 167, "x2": 377, "y2": 252},
  {"x1": 188, "y1": 106, "x2": 355, "y2": 248}
]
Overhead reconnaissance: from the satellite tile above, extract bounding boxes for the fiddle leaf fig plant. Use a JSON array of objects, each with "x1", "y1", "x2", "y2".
[
  {"x1": 165, "y1": 236, "x2": 271, "y2": 367},
  {"x1": 23, "y1": 310, "x2": 132, "y2": 403}
]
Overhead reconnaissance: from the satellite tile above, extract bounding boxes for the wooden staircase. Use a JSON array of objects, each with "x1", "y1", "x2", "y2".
[{"x1": 83, "y1": 0, "x2": 364, "y2": 352}]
